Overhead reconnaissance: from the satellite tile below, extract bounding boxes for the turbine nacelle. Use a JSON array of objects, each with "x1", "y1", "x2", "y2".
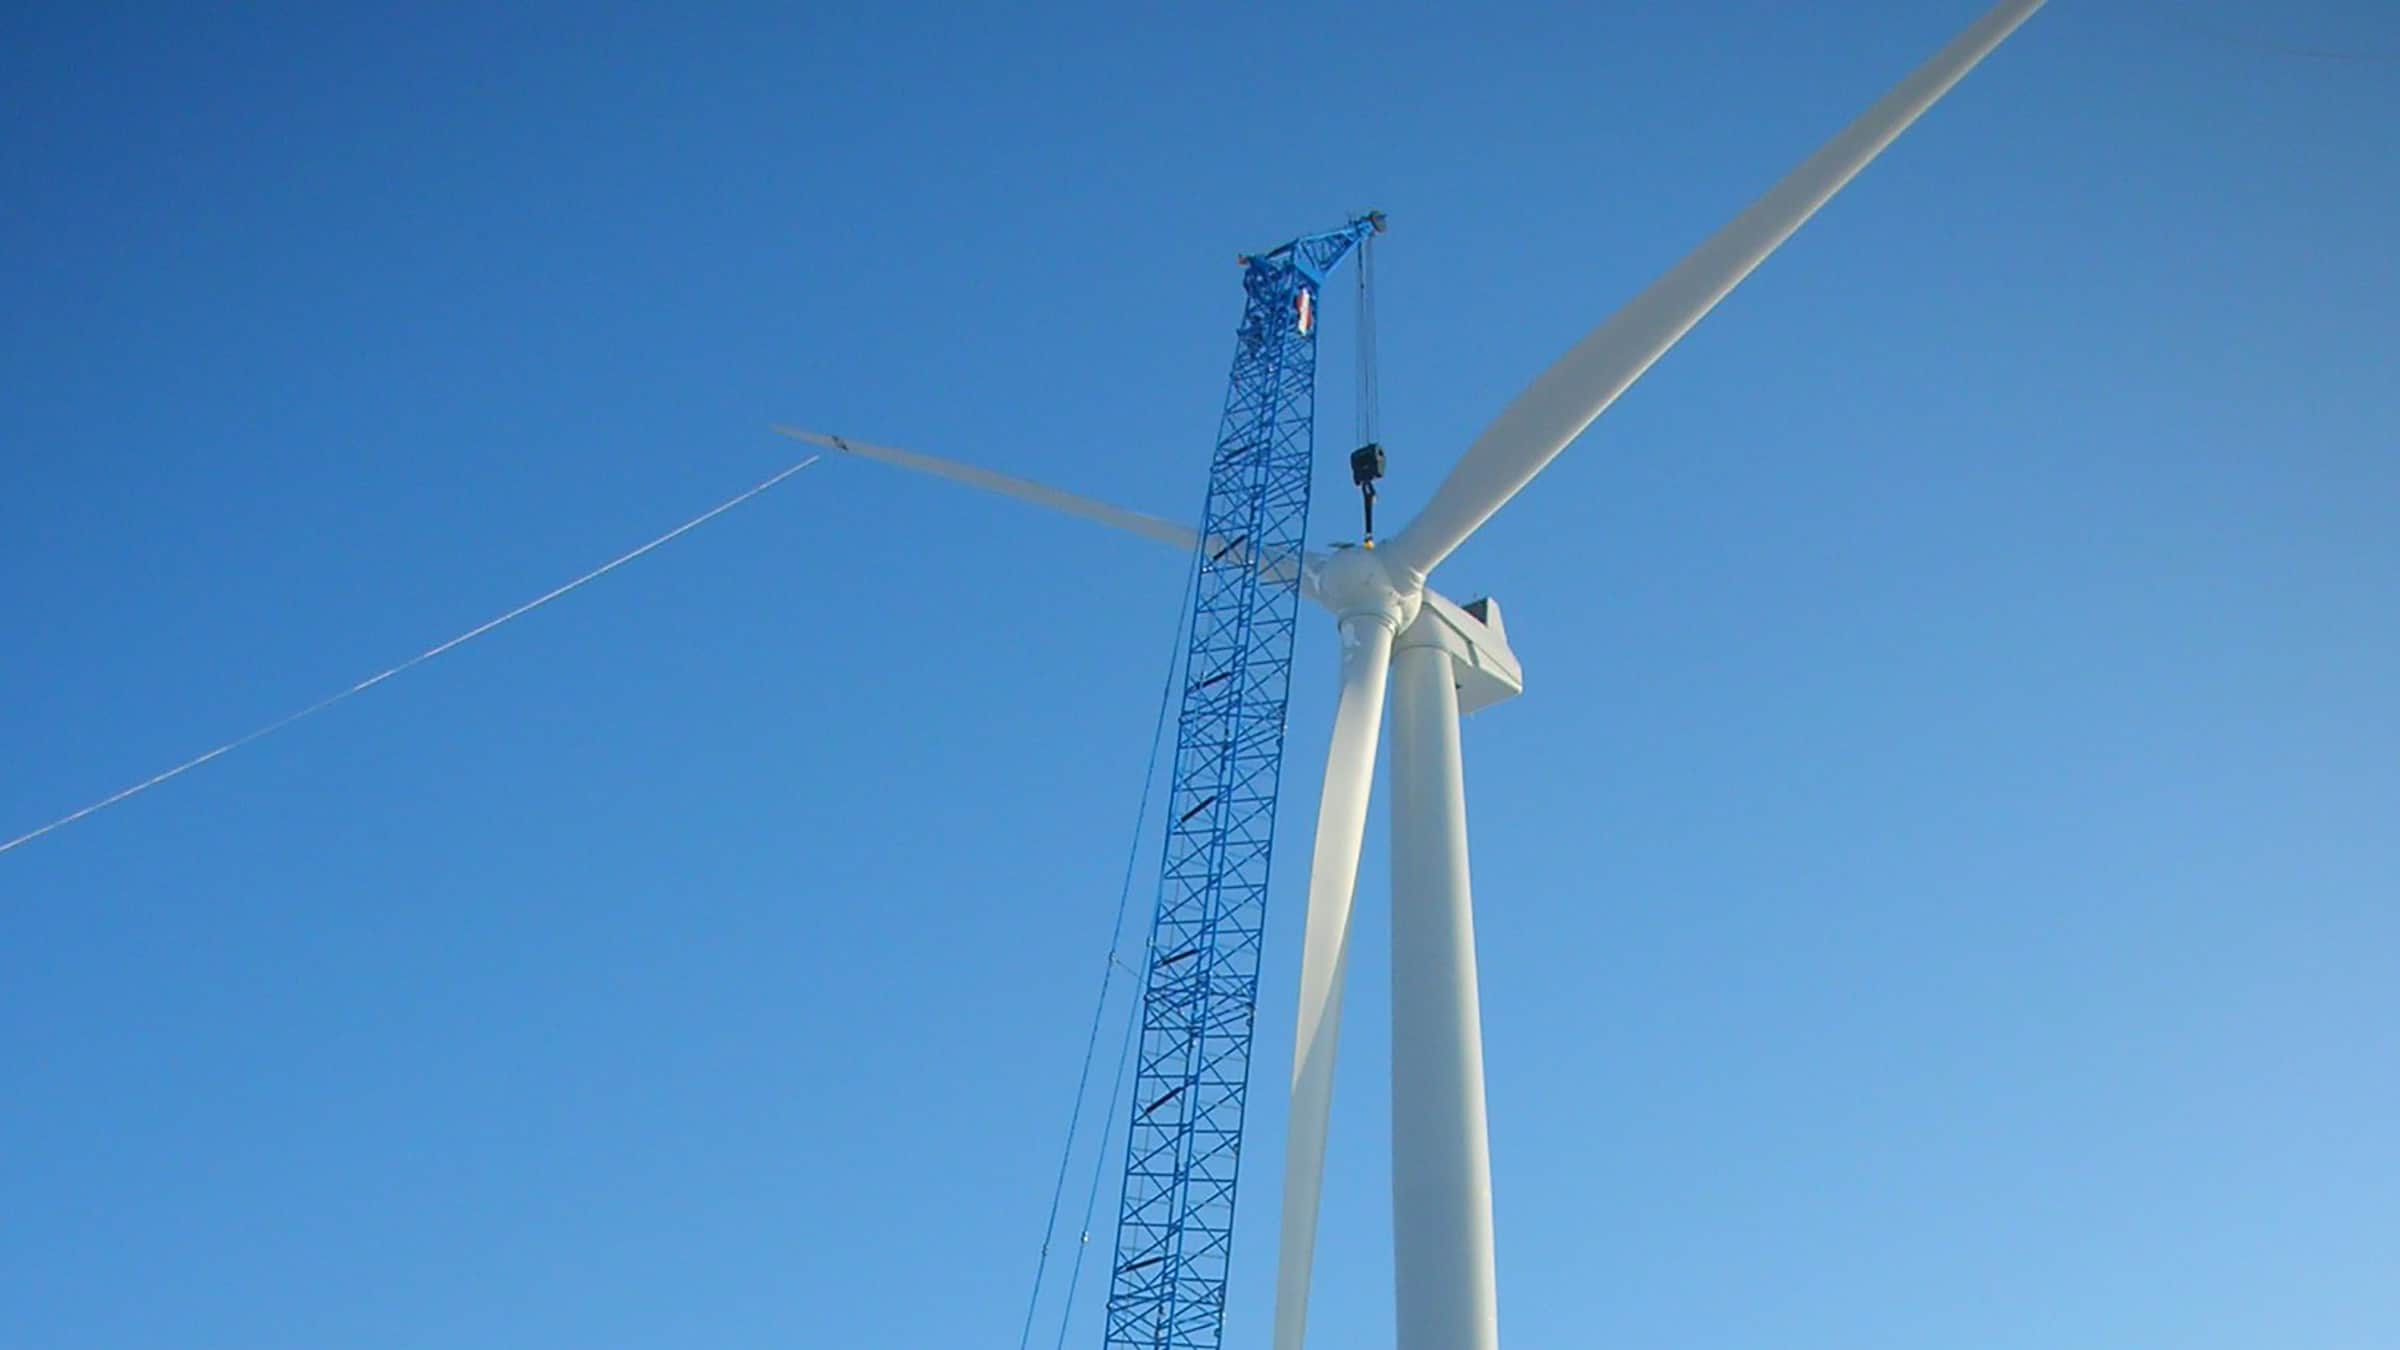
[{"x1": 1401, "y1": 591, "x2": 1522, "y2": 716}]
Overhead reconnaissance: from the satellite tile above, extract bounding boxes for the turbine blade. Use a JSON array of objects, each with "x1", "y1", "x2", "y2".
[
  {"x1": 1272, "y1": 615, "x2": 1397, "y2": 1350},
  {"x1": 777, "y1": 425, "x2": 1332, "y2": 596},
  {"x1": 771, "y1": 426, "x2": 1199, "y2": 550},
  {"x1": 1382, "y1": 0, "x2": 2046, "y2": 585}
]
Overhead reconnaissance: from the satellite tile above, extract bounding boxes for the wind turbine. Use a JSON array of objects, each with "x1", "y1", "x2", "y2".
[{"x1": 780, "y1": 2, "x2": 2048, "y2": 1345}]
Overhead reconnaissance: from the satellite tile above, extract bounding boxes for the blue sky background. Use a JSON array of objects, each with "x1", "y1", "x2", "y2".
[{"x1": 4, "y1": 2, "x2": 2395, "y2": 1346}]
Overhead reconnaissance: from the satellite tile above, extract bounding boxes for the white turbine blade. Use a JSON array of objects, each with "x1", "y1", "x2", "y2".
[
  {"x1": 1272, "y1": 615, "x2": 1397, "y2": 1350},
  {"x1": 1382, "y1": 0, "x2": 2046, "y2": 585},
  {"x1": 777, "y1": 425, "x2": 1334, "y2": 594},
  {"x1": 771, "y1": 426, "x2": 1199, "y2": 550}
]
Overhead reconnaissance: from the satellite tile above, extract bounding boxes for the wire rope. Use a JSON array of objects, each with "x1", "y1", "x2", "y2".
[
  {"x1": 1016, "y1": 539, "x2": 1202, "y2": 1349},
  {"x1": 1, "y1": 455, "x2": 821, "y2": 857}
]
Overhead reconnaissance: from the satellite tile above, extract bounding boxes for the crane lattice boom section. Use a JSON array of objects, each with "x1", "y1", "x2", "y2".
[{"x1": 1105, "y1": 216, "x2": 1380, "y2": 1350}]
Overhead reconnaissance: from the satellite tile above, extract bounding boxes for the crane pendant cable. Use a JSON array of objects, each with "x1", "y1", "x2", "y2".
[{"x1": 1, "y1": 455, "x2": 822, "y2": 857}]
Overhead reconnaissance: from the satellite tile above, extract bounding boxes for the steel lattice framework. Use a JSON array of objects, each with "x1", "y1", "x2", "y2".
[{"x1": 1105, "y1": 215, "x2": 1381, "y2": 1350}]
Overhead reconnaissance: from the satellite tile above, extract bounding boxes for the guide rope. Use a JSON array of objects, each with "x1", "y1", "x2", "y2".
[
  {"x1": 1017, "y1": 542, "x2": 1201, "y2": 1348},
  {"x1": 0, "y1": 456, "x2": 821, "y2": 857}
]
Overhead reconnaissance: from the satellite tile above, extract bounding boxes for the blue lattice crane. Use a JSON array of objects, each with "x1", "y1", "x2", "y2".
[{"x1": 1102, "y1": 213, "x2": 1382, "y2": 1350}]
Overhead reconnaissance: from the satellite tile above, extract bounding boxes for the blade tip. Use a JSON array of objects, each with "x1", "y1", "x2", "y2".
[{"x1": 770, "y1": 426, "x2": 848, "y2": 452}]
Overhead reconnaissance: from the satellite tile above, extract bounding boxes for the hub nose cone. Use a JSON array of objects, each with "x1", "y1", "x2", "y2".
[{"x1": 1314, "y1": 544, "x2": 1420, "y2": 631}]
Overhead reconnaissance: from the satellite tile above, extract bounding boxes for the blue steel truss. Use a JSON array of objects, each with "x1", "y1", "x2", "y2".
[{"x1": 1104, "y1": 214, "x2": 1382, "y2": 1350}]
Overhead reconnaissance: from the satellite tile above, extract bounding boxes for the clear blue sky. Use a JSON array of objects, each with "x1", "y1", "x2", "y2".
[{"x1": 4, "y1": 2, "x2": 2394, "y2": 1346}]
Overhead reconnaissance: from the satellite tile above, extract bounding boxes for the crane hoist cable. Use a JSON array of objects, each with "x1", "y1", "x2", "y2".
[{"x1": 1351, "y1": 227, "x2": 1385, "y2": 544}]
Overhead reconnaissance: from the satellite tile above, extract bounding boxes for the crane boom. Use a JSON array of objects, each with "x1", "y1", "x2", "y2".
[{"x1": 1103, "y1": 215, "x2": 1382, "y2": 1350}]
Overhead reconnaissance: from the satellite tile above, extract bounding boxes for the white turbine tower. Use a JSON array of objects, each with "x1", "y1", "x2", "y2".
[{"x1": 782, "y1": 2, "x2": 2047, "y2": 1344}]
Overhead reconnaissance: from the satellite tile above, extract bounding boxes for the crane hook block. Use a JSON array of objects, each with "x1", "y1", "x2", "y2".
[
  {"x1": 1350, "y1": 442, "x2": 1386, "y2": 542},
  {"x1": 1349, "y1": 442, "x2": 1386, "y2": 488}
]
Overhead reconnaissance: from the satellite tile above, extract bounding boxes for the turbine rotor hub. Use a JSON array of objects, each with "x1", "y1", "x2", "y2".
[{"x1": 1314, "y1": 543, "x2": 1421, "y2": 633}]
